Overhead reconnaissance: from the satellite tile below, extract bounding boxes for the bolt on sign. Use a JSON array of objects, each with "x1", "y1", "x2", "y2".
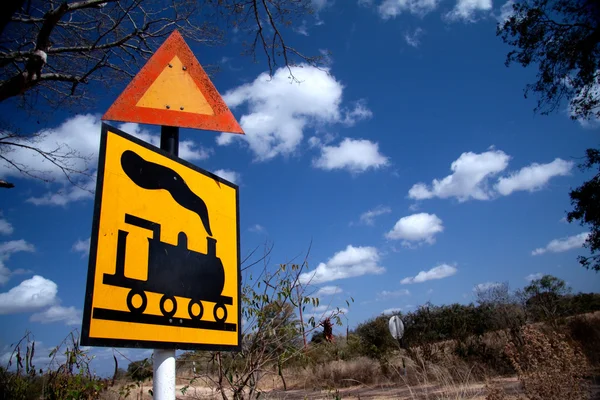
[{"x1": 80, "y1": 124, "x2": 240, "y2": 350}]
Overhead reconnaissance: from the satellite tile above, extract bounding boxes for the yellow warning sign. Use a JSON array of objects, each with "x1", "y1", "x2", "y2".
[{"x1": 81, "y1": 124, "x2": 240, "y2": 350}]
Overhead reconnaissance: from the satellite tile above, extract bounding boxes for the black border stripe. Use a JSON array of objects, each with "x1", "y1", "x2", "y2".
[{"x1": 80, "y1": 123, "x2": 241, "y2": 352}]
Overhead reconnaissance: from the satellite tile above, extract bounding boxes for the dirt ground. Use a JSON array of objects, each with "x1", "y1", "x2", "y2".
[
  {"x1": 110, "y1": 375, "x2": 600, "y2": 399},
  {"x1": 160, "y1": 377, "x2": 523, "y2": 399}
]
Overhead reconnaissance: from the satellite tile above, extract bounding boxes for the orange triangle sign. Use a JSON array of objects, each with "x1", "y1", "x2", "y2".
[{"x1": 102, "y1": 30, "x2": 244, "y2": 134}]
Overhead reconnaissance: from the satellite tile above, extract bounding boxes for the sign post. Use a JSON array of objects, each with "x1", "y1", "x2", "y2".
[
  {"x1": 388, "y1": 315, "x2": 407, "y2": 377},
  {"x1": 154, "y1": 125, "x2": 179, "y2": 399},
  {"x1": 81, "y1": 30, "x2": 244, "y2": 400}
]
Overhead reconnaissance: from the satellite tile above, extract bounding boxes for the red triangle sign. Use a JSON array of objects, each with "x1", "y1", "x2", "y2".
[{"x1": 102, "y1": 30, "x2": 244, "y2": 134}]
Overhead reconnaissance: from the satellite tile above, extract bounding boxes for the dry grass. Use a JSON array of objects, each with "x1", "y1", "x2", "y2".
[{"x1": 291, "y1": 357, "x2": 385, "y2": 388}]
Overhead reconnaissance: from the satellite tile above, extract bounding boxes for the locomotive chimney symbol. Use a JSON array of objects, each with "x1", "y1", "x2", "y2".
[
  {"x1": 95, "y1": 150, "x2": 235, "y2": 331},
  {"x1": 121, "y1": 150, "x2": 212, "y2": 236}
]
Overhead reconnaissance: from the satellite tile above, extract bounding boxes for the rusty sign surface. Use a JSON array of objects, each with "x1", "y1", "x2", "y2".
[
  {"x1": 81, "y1": 124, "x2": 241, "y2": 350},
  {"x1": 102, "y1": 30, "x2": 244, "y2": 134}
]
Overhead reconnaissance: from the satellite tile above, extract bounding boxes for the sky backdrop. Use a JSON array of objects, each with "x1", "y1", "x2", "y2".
[{"x1": 1, "y1": 0, "x2": 599, "y2": 375}]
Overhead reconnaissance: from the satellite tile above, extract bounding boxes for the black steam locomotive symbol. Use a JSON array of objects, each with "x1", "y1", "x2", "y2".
[{"x1": 92, "y1": 150, "x2": 236, "y2": 332}]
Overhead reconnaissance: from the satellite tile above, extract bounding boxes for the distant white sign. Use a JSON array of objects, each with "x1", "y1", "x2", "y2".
[{"x1": 388, "y1": 315, "x2": 404, "y2": 340}]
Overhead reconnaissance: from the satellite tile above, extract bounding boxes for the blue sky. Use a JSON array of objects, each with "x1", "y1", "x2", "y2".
[{"x1": 1, "y1": 0, "x2": 599, "y2": 375}]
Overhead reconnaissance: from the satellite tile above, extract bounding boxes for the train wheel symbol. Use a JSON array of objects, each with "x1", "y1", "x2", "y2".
[
  {"x1": 188, "y1": 299, "x2": 204, "y2": 320},
  {"x1": 127, "y1": 289, "x2": 148, "y2": 314},
  {"x1": 159, "y1": 295, "x2": 177, "y2": 318},
  {"x1": 213, "y1": 303, "x2": 227, "y2": 323}
]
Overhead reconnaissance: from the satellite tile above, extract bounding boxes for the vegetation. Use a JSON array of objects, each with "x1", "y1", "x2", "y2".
[
  {"x1": 172, "y1": 244, "x2": 348, "y2": 400},
  {"x1": 497, "y1": 0, "x2": 599, "y2": 120},
  {"x1": 1, "y1": 274, "x2": 598, "y2": 399},
  {"x1": 567, "y1": 148, "x2": 600, "y2": 272},
  {"x1": 497, "y1": 0, "x2": 600, "y2": 272}
]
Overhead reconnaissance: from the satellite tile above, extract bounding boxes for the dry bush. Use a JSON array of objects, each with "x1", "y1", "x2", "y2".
[
  {"x1": 566, "y1": 313, "x2": 600, "y2": 368},
  {"x1": 453, "y1": 334, "x2": 514, "y2": 378},
  {"x1": 300, "y1": 357, "x2": 384, "y2": 388},
  {"x1": 505, "y1": 325, "x2": 590, "y2": 400}
]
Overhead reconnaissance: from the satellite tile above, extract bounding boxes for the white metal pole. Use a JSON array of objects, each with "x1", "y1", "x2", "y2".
[
  {"x1": 153, "y1": 349, "x2": 176, "y2": 399},
  {"x1": 152, "y1": 125, "x2": 179, "y2": 400}
]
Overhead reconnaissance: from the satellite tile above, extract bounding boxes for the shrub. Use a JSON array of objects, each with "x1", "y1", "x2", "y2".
[
  {"x1": 126, "y1": 358, "x2": 153, "y2": 382},
  {"x1": 566, "y1": 313, "x2": 600, "y2": 367},
  {"x1": 567, "y1": 293, "x2": 600, "y2": 315},
  {"x1": 354, "y1": 315, "x2": 399, "y2": 360},
  {"x1": 505, "y1": 326, "x2": 590, "y2": 400},
  {"x1": 0, "y1": 331, "x2": 111, "y2": 400}
]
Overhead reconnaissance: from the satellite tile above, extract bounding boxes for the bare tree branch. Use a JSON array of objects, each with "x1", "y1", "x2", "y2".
[{"x1": 0, "y1": 0, "x2": 324, "y2": 185}]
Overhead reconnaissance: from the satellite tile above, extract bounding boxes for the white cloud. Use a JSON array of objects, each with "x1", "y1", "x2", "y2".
[
  {"x1": 378, "y1": 0, "x2": 440, "y2": 18},
  {"x1": 401, "y1": 264, "x2": 457, "y2": 284},
  {"x1": 1, "y1": 115, "x2": 211, "y2": 206},
  {"x1": 295, "y1": 20, "x2": 310, "y2": 36},
  {"x1": 343, "y1": 101, "x2": 374, "y2": 125},
  {"x1": 404, "y1": 28, "x2": 425, "y2": 48},
  {"x1": 0, "y1": 114, "x2": 100, "y2": 183},
  {"x1": 385, "y1": 213, "x2": 444, "y2": 246},
  {"x1": 495, "y1": 158, "x2": 573, "y2": 196},
  {"x1": 213, "y1": 169, "x2": 240, "y2": 185},
  {"x1": 0, "y1": 239, "x2": 35, "y2": 285},
  {"x1": 0, "y1": 217, "x2": 13, "y2": 235},
  {"x1": 313, "y1": 138, "x2": 389, "y2": 173},
  {"x1": 473, "y1": 282, "x2": 502, "y2": 292},
  {"x1": 382, "y1": 307, "x2": 403, "y2": 315},
  {"x1": 72, "y1": 238, "x2": 90, "y2": 256},
  {"x1": 446, "y1": 0, "x2": 492, "y2": 21},
  {"x1": 378, "y1": 289, "x2": 410, "y2": 299},
  {"x1": 248, "y1": 224, "x2": 266, "y2": 234},
  {"x1": 0, "y1": 275, "x2": 58, "y2": 314},
  {"x1": 27, "y1": 173, "x2": 96, "y2": 206},
  {"x1": 532, "y1": 232, "x2": 589, "y2": 256},
  {"x1": 304, "y1": 304, "x2": 348, "y2": 321},
  {"x1": 497, "y1": 0, "x2": 515, "y2": 22},
  {"x1": 217, "y1": 65, "x2": 371, "y2": 161},
  {"x1": 525, "y1": 273, "x2": 544, "y2": 282},
  {"x1": 0, "y1": 239, "x2": 34, "y2": 255},
  {"x1": 359, "y1": 206, "x2": 392, "y2": 226},
  {"x1": 409, "y1": 150, "x2": 510, "y2": 202},
  {"x1": 30, "y1": 305, "x2": 82, "y2": 326},
  {"x1": 315, "y1": 286, "x2": 343, "y2": 297},
  {"x1": 299, "y1": 245, "x2": 385, "y2": 284},
  {"x1": 312, "y1": 0, "x2": 330, "y2": 11},
  {"x1": 411, "y1": 151, "x2": 573, "y2": 202}
]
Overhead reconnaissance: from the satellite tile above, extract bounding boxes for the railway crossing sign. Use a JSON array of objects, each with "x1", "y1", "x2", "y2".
[
  {"x1": 102, "y1": 30, "x2": 244, "y2": 134},
  {"x1": 81, "y1": 124, "x2": 240, "y2": 351}
]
